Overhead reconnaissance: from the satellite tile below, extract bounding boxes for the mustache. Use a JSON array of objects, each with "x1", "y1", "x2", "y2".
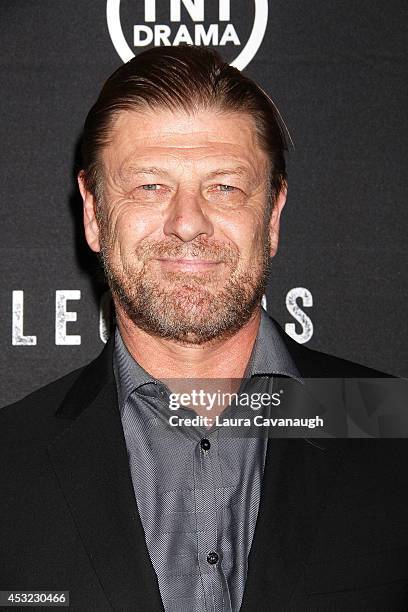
[{"x1": 134, "y1": 238, "x2": 239, "y2": 263}]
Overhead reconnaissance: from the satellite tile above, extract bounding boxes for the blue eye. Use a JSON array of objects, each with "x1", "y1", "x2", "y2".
[
  {"x1": 142, "y1": 184, "x2": 160, "y2": 190},
  {"x1": 219, "y1": 185, "x2": 235, "y2": 192}
]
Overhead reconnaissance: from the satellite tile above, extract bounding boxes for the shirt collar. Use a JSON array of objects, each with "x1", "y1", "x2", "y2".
[
  {"x1": 113, "y1": 306, "x2": 302, "y2": 410},
  {"x1": 113, "y1": 328, "x2": 156, "y2": 411},
  {"x1": 245, "y1": 307, "x2": 302, "y2": 381}
]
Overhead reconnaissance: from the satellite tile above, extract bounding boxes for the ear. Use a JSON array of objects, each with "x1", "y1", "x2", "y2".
[
  {"x1": 268, "y1": 183, "x2": 287, "y2": 258},
  {"x1": 77, "y1": 170, "x2": 101, "y2": 253}
]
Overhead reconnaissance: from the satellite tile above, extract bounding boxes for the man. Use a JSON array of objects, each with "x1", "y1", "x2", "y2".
[{"x1": 1, "y1": 45, "x2": 408, "y2": 611}]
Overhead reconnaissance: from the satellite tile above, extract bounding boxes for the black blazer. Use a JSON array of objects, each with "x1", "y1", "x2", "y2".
[{"x1": 1, "y1": 319, "x2": 408, "y2": 611}]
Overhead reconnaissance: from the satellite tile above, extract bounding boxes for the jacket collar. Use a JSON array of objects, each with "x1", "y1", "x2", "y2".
[
  {"x1": 50, "y1": 333, "x2": 165, "y2": 610},
  {"x1": 55, "y1": 332, "x2": 116, "y2": 420}
]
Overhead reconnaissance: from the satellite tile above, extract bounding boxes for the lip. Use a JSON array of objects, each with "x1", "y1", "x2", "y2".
[{"x1": 155, "y1": 258, "x2": 222, "y2": 271}]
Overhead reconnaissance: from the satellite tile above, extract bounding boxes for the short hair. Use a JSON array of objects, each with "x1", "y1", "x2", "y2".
[{"x1": 81, "y1": 44, "x2": 289, "y2": 209}]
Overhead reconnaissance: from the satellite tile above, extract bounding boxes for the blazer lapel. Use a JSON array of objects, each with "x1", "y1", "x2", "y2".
[
  {"x1": 240, "y1": 437, "x2": 343, "y2": 610},
  {"x1": 47, "y1": 337, "x2": 163, "y2": 611},
  {"x1": 241, "y1": 317, "x2": 346, "y2": 610}
]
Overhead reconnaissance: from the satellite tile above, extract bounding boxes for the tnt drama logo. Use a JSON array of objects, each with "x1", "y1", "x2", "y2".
[{"x1": 107, "y1": 0, "x2": 268, "y2": 70}]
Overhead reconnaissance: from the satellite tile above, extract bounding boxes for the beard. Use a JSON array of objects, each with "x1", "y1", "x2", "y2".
[{"x1": 99, "y1": 226, "x2": 271, "y2": 345}]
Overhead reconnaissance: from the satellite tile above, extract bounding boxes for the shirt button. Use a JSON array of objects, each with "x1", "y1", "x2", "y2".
[
  {"x1": 207, "y1": 552, "x2": 219, "y2": 565},
  {"x1": 200, "y1": 438, "x2": 211, "y2": 451}
]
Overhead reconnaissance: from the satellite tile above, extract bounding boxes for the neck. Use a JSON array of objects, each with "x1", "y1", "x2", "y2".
[{"x1": 115, "y1": 306, "x2": 262, "y2": 381}]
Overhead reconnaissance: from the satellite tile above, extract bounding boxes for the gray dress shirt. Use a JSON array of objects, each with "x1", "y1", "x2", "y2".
[{"x1": 113, "y1": 307, "x2": 300, "y2": 612}]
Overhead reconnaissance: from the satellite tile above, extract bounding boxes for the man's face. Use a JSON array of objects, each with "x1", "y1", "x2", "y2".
[{"x1": 80, "y1": 108, "x2": 286, "y2": 344}]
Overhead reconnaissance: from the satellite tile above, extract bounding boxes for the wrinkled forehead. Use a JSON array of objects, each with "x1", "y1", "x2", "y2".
[{"x1": 101, "y1": 107, "x2": 270, "y2": 181}]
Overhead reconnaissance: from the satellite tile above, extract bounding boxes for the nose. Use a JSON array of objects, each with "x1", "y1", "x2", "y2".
[{"x1": 163, "y1": 189, "x2": 214, "y2": 242}]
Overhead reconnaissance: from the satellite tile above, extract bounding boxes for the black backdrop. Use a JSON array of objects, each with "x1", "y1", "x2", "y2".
[{"x1": 1, "y1": 1, "x2": 406, "y2": 408}]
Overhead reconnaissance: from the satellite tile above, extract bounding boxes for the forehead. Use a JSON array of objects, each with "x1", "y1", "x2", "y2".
[{"x1": 102, "y1": 108, "x2": 269, "y2": 179}]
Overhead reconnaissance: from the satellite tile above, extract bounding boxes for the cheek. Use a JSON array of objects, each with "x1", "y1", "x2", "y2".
[
  {"x1": 103, "y1": 202, "x2": 161, "y2": 256},
  {"x1": 247, "y1": 208, "x2": 270, "y2": 251},
  {"x1": 215, "y1": 210, "x2": 266, "y2": 258}
]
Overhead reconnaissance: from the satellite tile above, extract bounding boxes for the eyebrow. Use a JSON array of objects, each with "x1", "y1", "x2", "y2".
[
  {"x1": 119, "y1": 166, "x2": 172, "y2": 181},
  {"x1": 118, "y1": 164, "x2": 254, "y2": 182},
  {"x1": 204, "y1": 166, "x2": 253, "y2": 180}
]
